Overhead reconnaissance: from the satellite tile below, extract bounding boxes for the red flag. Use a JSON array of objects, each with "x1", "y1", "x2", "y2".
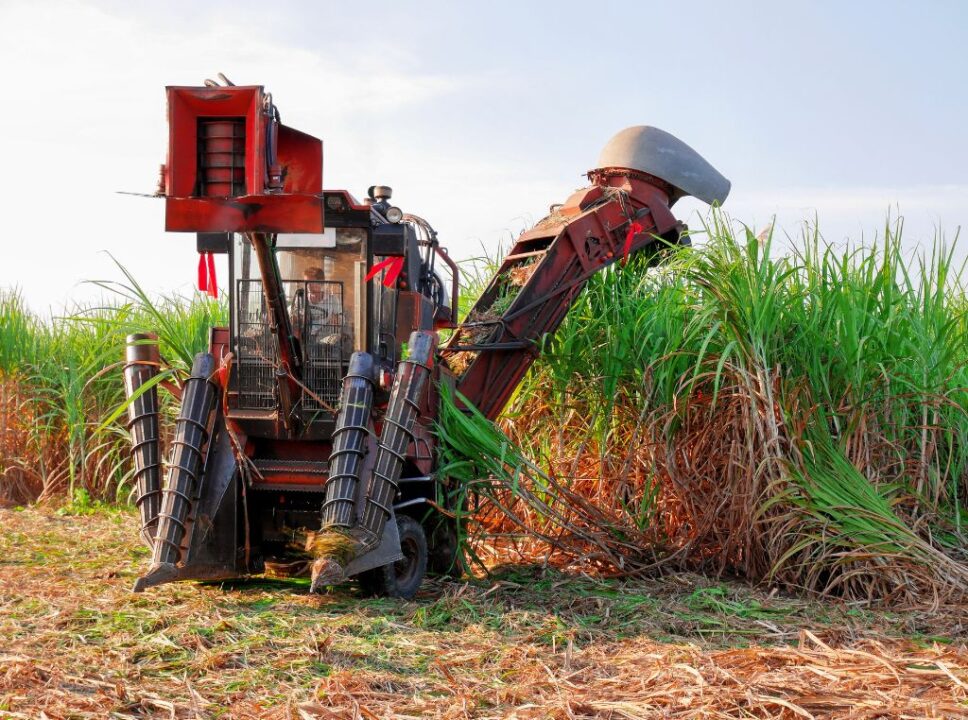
[
  {"x1": 197, "y1": 253, "x2": 208, "y2": 292},
  {"x1": 198, "y1": 253, "x2": 218, "y2": 297},
  {"x1": 205, "y1": 253, "x2": 218, "y2": 298},
  {"x1": 364, "y1": 257, "x2": 405, "y2": 288},
  {"x1": 622, "y1": 221, "x2": 644, "y2": 265}
]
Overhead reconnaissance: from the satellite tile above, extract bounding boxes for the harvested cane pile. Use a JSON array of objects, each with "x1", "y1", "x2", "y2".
[
  {"x1": 447, "y1": 256, "x2": 542, "y2": 377},
  {"x1": 439, "y1": 213, "x2": 968, "y2": 604}
]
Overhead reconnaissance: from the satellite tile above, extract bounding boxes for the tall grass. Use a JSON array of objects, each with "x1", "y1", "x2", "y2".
[
  {"x1": 4, "y1": 215, "x2": 967, "y2": 603},
  {"x1": 0, "y1": 269, "x2": 225, "y2": 505},
  {"x1": 439, "y1": 212, "x2": 968, "y2": 602}
]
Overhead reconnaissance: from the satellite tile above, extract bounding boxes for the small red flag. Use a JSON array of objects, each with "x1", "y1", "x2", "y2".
[
  {"x1": 205, "y1": 253, "x2": 218, "y2": 298},
  {"x1": 197, "y1": 254, "x2": 208, "y2": 292},
  {"x1": 623, "y1": 221, "x2": 644, "y2": 265},
  {"x1": 198, "y1": 253, "x2": 218, "y2": 297},
  {"x1": 365, "y1": 257, "x2": 405, "y2": 288}
]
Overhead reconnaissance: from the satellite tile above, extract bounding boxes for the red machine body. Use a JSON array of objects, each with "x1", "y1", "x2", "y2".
[
  {"x1": 446, "y1": 173, "x2": 681, "y2": 419},
  {"x1": 164, "y1": 85, "x2": 324, "y2": 234}
]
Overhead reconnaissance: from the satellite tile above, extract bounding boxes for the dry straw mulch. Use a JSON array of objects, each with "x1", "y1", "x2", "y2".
[{"x1": 1, "y1": 509, "x2": 967, "y2": 719}]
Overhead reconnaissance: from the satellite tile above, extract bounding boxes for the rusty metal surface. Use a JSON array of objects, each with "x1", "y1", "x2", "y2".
[
  {"x1": 208, "y1": 326, "x2": 230, "y2": 362},
  {"x1": 165, "y1": 195, "x2": 324, "y2": 234},
  {"x1": 164, "y1": 85, "x2": 324, "y2": 235},
  {"x1": 251, "y1": 458, "x2": 329, "y2": 488},
  {"x1": 444, "y1": 175, "x2": 681, "y2": 420}
]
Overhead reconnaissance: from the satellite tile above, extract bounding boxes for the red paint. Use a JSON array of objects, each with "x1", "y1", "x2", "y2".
[
  {"x1": 164, "y1": 85, "x2": 324, "y2": 234},
  {"x1": 443, "y1": 173, "x2": 678, "y2": 420}
]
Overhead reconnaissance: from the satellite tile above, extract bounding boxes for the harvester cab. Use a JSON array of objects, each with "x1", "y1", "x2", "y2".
[{"x1": 126, "y1": 79, "x2": 728, "y2": 598}]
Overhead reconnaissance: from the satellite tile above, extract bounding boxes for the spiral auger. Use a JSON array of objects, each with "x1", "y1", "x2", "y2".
[
  {"x1": 359, "y1": 331, "x2": 436, "y2": 550},
  {"x1": 320, "y1": 353, "x2": 376, "y2": 530},
  {"x1": 310, "y1": 331, "x2": 437, "y2": 592},
  {"x1": 123, "y1": 333, "x2": 162, "y2": 548},
  {"x1": 134, "y1": 353, "x2": 218, "y2": 592}
]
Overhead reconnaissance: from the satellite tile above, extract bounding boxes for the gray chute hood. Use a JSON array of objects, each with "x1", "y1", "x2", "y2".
[{"x1": 596, "y1": 126, "x2": 730, "y2": 206}]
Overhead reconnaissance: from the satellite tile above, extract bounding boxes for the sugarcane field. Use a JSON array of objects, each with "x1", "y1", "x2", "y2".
[{"x1": 2, "y1": 3, "x2": 967, "y2": 719}]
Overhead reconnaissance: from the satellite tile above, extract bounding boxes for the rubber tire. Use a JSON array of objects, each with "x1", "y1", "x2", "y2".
[
  {"x1": 427, "y1": 518, "x2": 467, "y2": 579},
  {"x1": 357, "y1": 515, "x2": 428, "y2": 599}
]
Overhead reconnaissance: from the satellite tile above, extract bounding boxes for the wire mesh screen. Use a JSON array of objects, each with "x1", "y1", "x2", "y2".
[
  {"x1": 235, "y1": 280, "x2": 275, "y2": 409},
  {"x1": 234, "y1": 279, "x2": 347, "y2": 415},
  {"x1": 297, "y1": 280, "x2": 345, "y2": 415}
]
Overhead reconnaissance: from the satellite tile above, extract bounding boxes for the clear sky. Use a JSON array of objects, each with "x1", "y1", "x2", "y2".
[{"x1": 1, "y1": 0, "x2": 965, "y2": 313}]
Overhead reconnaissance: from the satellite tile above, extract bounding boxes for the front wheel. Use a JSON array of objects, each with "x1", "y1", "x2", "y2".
[
  {"x1": 357, "y1": 515, "x2": 427, "y2": 599},
  {"x1": 428, "y1": 517, "x2": 468, "y2": 579}
]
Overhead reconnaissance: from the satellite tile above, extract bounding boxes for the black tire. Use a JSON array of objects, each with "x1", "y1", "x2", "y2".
[
  {"x1": 427, "y1": 518, "x2": 467, "y2": 579},
  {"x1": 357, "y1": 515, "x2": 427, "y2": 599}
]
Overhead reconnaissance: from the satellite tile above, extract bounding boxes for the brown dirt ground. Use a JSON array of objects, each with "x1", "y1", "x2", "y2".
[{"x1": 1, "y1": 508, "x2": 967, "y2": 719}]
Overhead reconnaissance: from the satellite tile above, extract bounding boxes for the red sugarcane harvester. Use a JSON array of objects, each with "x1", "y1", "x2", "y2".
[{"x1": 124, "y1": 77, "x2": 729, "y2": 597}]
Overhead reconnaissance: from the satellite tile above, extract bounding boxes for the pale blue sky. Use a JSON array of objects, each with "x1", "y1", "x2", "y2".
[{"x1": 1, "y1": 0, "x2": 965, "y2": 311}]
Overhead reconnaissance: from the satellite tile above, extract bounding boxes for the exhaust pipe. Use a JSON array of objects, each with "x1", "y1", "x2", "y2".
[
  {"x1": 134, "y1": 353, "x2": 218, "y2": 592},
  {"x1": 123, "y1": 333, "x2": 162, "y2": 548},
  {"x1": 359, "y1": 331, "x2": 437, "y2": 551}
]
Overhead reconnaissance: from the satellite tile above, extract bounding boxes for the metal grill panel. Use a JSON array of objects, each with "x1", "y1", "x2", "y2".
[
  {"x1": 196, "y1": 118, "x2": 246, "y2": 197},
  {"x1": 234, "y1": 279, "x2": 348, "y2": 416},
  {"x1": 299, "y1": 280, "x2": 344, "y2": 416},
  {"x1": 235, "y1": 280, "x2": 275, "y2": 409}
]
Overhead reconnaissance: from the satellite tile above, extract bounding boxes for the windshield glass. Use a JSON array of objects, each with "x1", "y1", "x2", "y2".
[
  {"x1": 230, "y1": 229, "x2": 368, "y2": 413},
  {"x1": 232, "y1": 229, "x2": 367, "y2": 353}
]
